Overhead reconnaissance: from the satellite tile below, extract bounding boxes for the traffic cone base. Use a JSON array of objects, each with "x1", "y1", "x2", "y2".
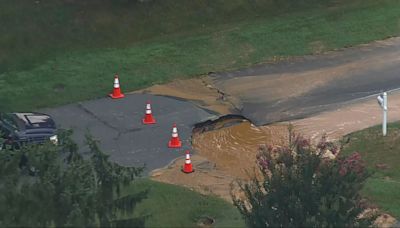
[
  {"x1": 142, "y1": 118, "x2": 156, "y2": 124},
  {"x1": 168, "y1": 140, "x2": 182, "y2": 148},
  {"x1": 182, "y1": 166, "x2": 195, "y2": 174},
  {"x1": 109, "y1": 93, "x2": 125, "y2": 99}
]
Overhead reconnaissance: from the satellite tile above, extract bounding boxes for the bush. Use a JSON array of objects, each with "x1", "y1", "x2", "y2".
[
  {"x1": 0, "y1": 130, "x2": 146, "y2": 227},
  {"x1": 233, "y1": 134, "x2": 374, "y2": 227}
]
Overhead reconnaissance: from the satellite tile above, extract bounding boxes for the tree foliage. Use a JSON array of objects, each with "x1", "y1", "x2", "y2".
[
  {"x1": 0, "y1": 130, "x2": 146, "y2": 227},
  {"x1": 233, "y1": 133, "x2": 374, "y2": 227}
]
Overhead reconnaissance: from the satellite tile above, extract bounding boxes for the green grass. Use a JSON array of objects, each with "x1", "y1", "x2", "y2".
[
  {"x1": 122, "y1": 179, "x2": 244, "y2": 228},
  {"x1": 1, "y1": 0, "x2": 400, "y2": 111},
  {"x1": 341, "y1": 122, "x2": 400, "y2": 218}
]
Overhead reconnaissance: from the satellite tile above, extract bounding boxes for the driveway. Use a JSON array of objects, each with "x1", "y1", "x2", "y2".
[
  {"x1": 42, "y1": 94, "x2": 216, "y2": 173},
  {"x1": 211, "y1": 37, "x2": 400, "y2": 125}
]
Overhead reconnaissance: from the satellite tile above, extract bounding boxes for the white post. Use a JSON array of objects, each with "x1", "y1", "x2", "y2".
[
  {"x1": 377, "y1": 92, "x2": 388, "y2": 136},
  {"x1": 383, "y1": 92, "x2": 387, "y2": 136}
]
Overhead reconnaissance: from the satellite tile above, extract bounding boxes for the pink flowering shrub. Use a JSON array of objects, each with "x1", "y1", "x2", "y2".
[{"x1": 233, "y1": 133, "x2": 372, "y2": 228}]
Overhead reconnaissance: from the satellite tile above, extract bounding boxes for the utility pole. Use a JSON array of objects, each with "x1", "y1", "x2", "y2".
[{"x1": 377, "y1": 92, "x2": 388, "y2": 136}]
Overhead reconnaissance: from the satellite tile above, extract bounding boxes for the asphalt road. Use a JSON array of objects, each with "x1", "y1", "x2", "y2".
[
  {"x1": 40, "y1": 37, "x2": 400, "y2": 173},
  {"x1": 42, "y1": 94, "x2": 216, "y2": 174},
  {"x1": 211, "y1": 37, "x2": 400, "y2": 125}
]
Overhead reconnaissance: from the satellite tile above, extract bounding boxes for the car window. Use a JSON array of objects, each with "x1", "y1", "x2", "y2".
[
  {"x1": 1, "y1": 114, "x2": 18, "y2": 130},
  {"x1": 24, "y1": 115, "x2": 55, "y2": 129}
]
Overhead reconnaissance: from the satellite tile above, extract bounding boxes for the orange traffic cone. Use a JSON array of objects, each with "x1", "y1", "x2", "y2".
[
  {"x1": 142, "y1": 101, "x2": 156, "y2": 124},
  {"x1": 182, "y1": 150, "x2": 194, "y2": 173},
  {"x1": 168, "y1": 123, "x2": 182, "y2": 148},
  {"x1": 109, "y1": 74, "x2": 125, "y2": 99}
]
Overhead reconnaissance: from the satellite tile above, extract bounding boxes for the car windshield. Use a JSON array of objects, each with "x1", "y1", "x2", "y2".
[
  {"x1": 14, "y1": 113, "x2": 55, "y2": 129},
  {"x1": 1, "y1": 113, "x2": 18, "y2": 130}
]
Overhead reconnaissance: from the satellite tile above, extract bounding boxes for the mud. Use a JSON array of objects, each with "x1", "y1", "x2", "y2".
[
  {"x1": 192, "y1": 119, "x2": 288, "y2": 178},
  {"x1": 211, "y1": 37, "x2": 400, "y2": 125},
  {"x1": 289, "y1": 89, "x2": 400, "y2": 143},
  {"x1": 215, "y1": 49, "x2": 400, "y2": 102},
  {"x1": 133, "y1": 77, "x2": 237, "y2": 115},
  {"x1": 151, "y1": 154, "x2": 236, "y2": 202},
  {"x1": 152, "y1": 119, "x2": 289, "y2": 201}
]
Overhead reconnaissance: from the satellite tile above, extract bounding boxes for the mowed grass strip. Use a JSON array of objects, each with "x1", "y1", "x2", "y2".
[
  {"x1": 1, "y1": 0, "x2": 400, "y2": 111},
  {"x1": 0, "y1": 0, "x2": 345, "y2": 72},
  {"x1": 121, "y1": 179, "x2": 244, "y2": 228},
  {"x1": 341, "y1": 122, "x2": 400, "y2": 218}
]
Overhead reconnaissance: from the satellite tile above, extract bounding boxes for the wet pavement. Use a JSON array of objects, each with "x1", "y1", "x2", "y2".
[
  {"x1": 42, "y1": 94, "x2": 217, "y2": 173},
  {"x1": 211, "y1": 37, "x2": 400, "y2": 125}
]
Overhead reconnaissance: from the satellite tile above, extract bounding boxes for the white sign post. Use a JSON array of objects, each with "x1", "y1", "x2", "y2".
[{"x1": 377, "y1": 92, "x2": 388, "y2": 136}]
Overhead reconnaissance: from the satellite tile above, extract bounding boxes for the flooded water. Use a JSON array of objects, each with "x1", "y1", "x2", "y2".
[{"x1": 192, "y1": 118, "x2": 288, "y2": 178}]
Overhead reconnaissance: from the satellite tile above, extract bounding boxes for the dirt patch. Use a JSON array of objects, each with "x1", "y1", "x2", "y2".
[
  {"x1": 152, "y1": 119, "x2": 289, "y2": 201},
  {"x1": 197, "y1": 216, "x2": 215, "y2": 227},
  {"x1": 289, "y1": 89, "x2": 400, "y2": 143},
  {"x1": 151, "y1": 154, "x2": 236, "y2": 202},
  {"x1": 215, "y1": 50, "x2": 400, "y2": 105},
  {"x1": 374, "y1": 213, "x2": 398, "y2": 228},
  {"x1": 309, "y1": 40, "x2": 327, "y2": 54},
  {"x1": 133, "y1": 77, "x2": 236, "y2": 115},
  {"x1": 193, "y1": 119, "x2": 288, "y2": 178}
]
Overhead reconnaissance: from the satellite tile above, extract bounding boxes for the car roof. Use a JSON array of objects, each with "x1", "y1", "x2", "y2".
[{"x1": 10, "y1": 112, "x2": 55, "y2": 130}]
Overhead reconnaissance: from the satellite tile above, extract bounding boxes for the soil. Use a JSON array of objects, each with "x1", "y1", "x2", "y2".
[
  {"x1": 215, "y1": 50, "x2": 400, "y2": 103},
  {"x1": 192, "y1": 119, "x2": 288, "y2": 179},
  {"x1": 288, "y1": 89, "x2": 400, "y2": 143},
  {"x1": 211, "y1": 37, "x2": 400, "y2": 125},
  {"x1": 133, "y1": 77, "x2": 236, "y2": 115},
  {"x1": 150, "y1": 154, "x2": 236, "y2": 202},
  {"x1": 151, "y1": 119, "x2": 289, "y2": 201}
]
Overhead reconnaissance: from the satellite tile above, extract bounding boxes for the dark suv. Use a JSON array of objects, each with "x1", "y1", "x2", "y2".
[{"x1": 0, "y1": 112, "x2": 58, "y2": 150}]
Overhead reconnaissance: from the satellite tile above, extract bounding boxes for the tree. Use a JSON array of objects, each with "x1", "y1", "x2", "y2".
[
  {"x1": 0, "y1": 130, "x2": 147, "y2": 227},
  {"x1": 233, "y1": 133, "x2": 374, "y2": 227}
]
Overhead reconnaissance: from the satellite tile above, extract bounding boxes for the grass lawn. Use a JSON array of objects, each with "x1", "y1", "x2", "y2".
[
  {"x1": 122, "y1": 179, "x2": 244, "y2": 228},
  {"x1": 341, "y1": 122, "x2": 400, "y2": 218},
  {"x1": 1, "y1": 0, "x2": 400, "y2": 111}
]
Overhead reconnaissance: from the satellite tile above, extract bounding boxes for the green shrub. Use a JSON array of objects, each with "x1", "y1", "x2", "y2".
[
  {"x1": 0, "y1": 130, "x2": 146, "y2": 227},
  {"x1": 233, "y1": 134, "x2": 375, "y2": 227}
]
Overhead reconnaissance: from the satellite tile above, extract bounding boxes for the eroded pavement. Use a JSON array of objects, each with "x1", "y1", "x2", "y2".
[
  {"x1": 39, "y1": 38, "x2": 400, "y2": 222},
  {"x1": 211, "y1": 37, "x2": 400, "y2": 125},
  {"x1": 41, "y1": 94, "x2": 217, "y2": 173}
]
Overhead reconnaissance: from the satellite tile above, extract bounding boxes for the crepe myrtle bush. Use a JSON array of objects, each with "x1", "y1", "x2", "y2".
[{"x1": 233, "y1": 133, "x2": 374, "y2": 228}]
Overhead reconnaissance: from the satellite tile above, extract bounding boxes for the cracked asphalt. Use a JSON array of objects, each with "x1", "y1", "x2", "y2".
[
  {"x1": 39, "y1": 37, "x2": 400, "y2": 174},
  {"x1": 211, "y1": 37, "x2": 400, "y2": 125},
  {"x1": 42, "y1": 94, "x2": 217, "y2": 173}
]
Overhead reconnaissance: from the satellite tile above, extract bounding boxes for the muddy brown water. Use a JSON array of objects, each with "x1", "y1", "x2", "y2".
[{"x1": 192, "y1": 118, "x2": 288, "y2": 178}]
